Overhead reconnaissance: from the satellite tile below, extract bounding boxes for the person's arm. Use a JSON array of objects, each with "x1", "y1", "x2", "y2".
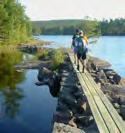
[
  {"x1": 84, "y1": 36, "x2": 89, "y2": 45},
  {"x1": 71, "y1": 35, "x2": 75, "y2": 48}
]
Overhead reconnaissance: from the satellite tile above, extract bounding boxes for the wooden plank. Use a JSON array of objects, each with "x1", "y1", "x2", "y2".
[
  {"x1": 82, "y1": 73, "x2": 120, "y2": 132},
  {"x1": 85, "y1": 70, "x2": 125, "y2": 132},
  {"x1": 77, "y1": 56, "x2": 124, "y2": 132},
  {"x1": 69, "y1": 54, "x2": 109, "y2": 133}
]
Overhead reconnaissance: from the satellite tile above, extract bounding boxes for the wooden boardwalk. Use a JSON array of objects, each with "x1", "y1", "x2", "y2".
[{"x1": 69, "y1": 53, "x2": 125, "y2": 133}]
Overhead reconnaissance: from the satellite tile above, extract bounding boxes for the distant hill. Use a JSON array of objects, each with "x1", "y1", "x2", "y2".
[
  {"x1": 32, "y1": 19, "x2": 83, "y2": 29},
  {"x1": 31, "y1": 19, "x2": 101, "y2": 36},
  {"x1": 32, "y1": 18, "x2": 125, "y2": 36}
]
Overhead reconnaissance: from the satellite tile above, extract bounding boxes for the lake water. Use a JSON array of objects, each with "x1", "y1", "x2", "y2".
[
  {"x1": 0, "y1": 51, "x2": 57, "y2": 133},
  {"x1": 0, "y1": 35, "x2": 125, "y2": 133},
  {"x1": 38, "y1": 35, "x2": 125, "y2": 77}
]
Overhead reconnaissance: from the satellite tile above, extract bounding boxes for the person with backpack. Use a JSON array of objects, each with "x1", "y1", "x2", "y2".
[
  {"x1": 76, "y1": 30, "x2": 88, "y2": 72},
  {"x1": 71, "y1": 29, "x2": 80, "y2": 64}
]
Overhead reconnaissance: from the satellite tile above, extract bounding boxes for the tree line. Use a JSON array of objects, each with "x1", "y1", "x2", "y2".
[
  {"x1": 32, "y1": 20, "x2": 101, "y2": 37},
  {"x1": 32, "y1": 18, "x2": 125, "y2": 37},
  {"x1": 0, "y1": 0, "x2": 32, "y2": 45},
  {"x1": 101, "y1": 18, "x2": 125, "y2": 36}
]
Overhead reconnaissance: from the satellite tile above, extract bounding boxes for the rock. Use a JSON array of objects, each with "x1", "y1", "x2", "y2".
[
  {"x1": 53, "y1": 111, "x2": 72, "y2": 124},
  {"x1": 68, "y1": 117, "x2": 77, "y2": 128},
  {"x1": 97, "y1": 70, "x2": 108, "y2": 84},
  {"x1": 15, "y1": 60, "x2": 42, "y2": 69},
  {"x1": 77, "y1": 96, "x2": 87, "y2": 107},
  {"x1": 57, "y1": 101, "x2": 70, "y2": 112},
  {"x1": 71, "y1": 86, "x2": 81, "y2": 94},
  {"x1": 75, "y1": 115, "x2": 92, "y2": 127},
  {"x1": 37, "y1": 67, "x2": 61, "y2": 97},
  {"x1": 88, "y1": 56, "x2": 111, "y2": 69},
  {"x1": 38, "y1": 67, "x2": 53, "y2": 81},
  {"x1": 103, "y1": 69, "x2": 121, "y2": 84},
  {"x1": 104, "y1": 69, "x2": 116, "y2": 76},
  {"x1": 76, "y1": 106, "x2": 85, "y2": 115},
  {"x1": 60, "y1": 95, "x2": 77, "y2": 107},
  {"x1": 53, "y1": 122, "x2": 85, "y2": 133},
  {"x1": 119, "y1": 78, "x2": 125, "y2": 86},
  {"x1": 113, "y1": 103, "x2": 120, "y2": 109},
  {"x1": 48, "y1": 72, "x2": 61, "y2": 94},
  {"x1": 73, "y1": 91, "x2": 84, "y2": 99},
  {"x1": 113, "y1": 74, "x2": 121, "y2": 84},
  {"x1": 102, "y1": 84, "x2": 125, "y2": 104},
  {"x1": 120, "y1": 105, "x2": 125, "y2": 120},
  {"x1": 35, "y1": 81, "x2": 48, "y2": 86}
]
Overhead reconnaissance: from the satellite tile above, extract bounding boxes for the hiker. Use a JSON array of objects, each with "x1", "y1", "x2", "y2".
[
  {"x1": 71, "y1": 29, "x2": 80, "y2": 64},
  {"x1": 82, "y1": 32, "x2": 89, "y2": 71},
  {"x1": 76, "y1": 30, "x2": 88, "y2": 72}
]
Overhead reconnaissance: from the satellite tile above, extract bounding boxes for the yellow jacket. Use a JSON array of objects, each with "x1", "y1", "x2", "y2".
[{"x1": 84, "y1": 35, "x2": 89, "y2": 45}]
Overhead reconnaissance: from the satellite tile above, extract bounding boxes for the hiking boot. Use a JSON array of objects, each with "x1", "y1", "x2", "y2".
[
  {"x1": 82, "y1": 66, "x2": 84, "y2": 73},
  {"x1": 77, "y1": 65, "x2": 79, "y2": 70}
]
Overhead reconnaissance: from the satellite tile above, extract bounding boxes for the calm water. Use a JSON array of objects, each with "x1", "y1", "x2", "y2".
[
  {"x1": 0, "y1": 35, "x2": 125, "y2": 133},
  {"x1": 38, "y1": 35, "x2": 125, "y2": 77},
  {"x1": 0, "y1": 51, "x2": 57, "y2": 133}
]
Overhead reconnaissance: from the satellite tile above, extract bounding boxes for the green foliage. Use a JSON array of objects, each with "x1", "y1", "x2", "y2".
[
  {"x1": 32, "y1": 18, "x2": 125, "y2": 36},
  {"x1": 35, "y1": 49, "x2": 49, "y2": 60},
  {"x1": 101, "y1": 18, "x2": 125, "y2": 35},
  {"x1": 0, "y1": 0, "x2": 32, "y2": 45},
  {"x1": 0, "y1": 48, "x2": 25, "y2": 118},
  {"x1": 32, "y1": 19, "x2": 101, "y2": 37},
  {"x1": 32, "y1": 20, "x2": 82, "y2": 35},
  {"x1": 0, "y1": 49, "x2": 24, "y2": 89},
  {"x1": 78, "y1": 20, "x2": 101, "y2": 37},
  {"x1": 52, "y1": 49, "x2": 65, "y2": 70},
  {"x1": 32, "y1": 19, "x2": 83, "y2": 29}
]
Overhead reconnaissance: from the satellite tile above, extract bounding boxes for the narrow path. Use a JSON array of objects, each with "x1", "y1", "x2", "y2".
[
  {"x1": 69, "y1": 53, "x2": 125, "y2": 133},
  {"x1": 53, "y1": 55, "x2": 98, "y2": 133}
]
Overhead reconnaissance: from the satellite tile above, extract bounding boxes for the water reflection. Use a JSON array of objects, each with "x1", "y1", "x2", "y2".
[
  {"x1": 3, "y1": 87, "x2": 24, "y2": 118},
  {"x1": 0, "y1": 50, "x2": 25, "y2": 118}
]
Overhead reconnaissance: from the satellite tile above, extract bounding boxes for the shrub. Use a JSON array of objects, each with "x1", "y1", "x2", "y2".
[
  {"x1": 52, "y1": 49, "x2": 65, "y2": 70},
  {"x1": 35, "y1": 49, "x2": 49, "y2": 60}
]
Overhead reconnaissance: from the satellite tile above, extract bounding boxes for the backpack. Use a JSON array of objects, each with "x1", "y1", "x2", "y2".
[
  {"x1": 72, "y1": 35, "x2": 79, "y2": 47},
  {"x1": 76, "y1": 37, "x2": 84, "y2": 54}
]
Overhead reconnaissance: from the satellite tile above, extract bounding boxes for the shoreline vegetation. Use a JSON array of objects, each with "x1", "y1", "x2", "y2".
[
  {"x1": 13, "y1": 46, "x2": 125, "y2": 132},
  {"x1": 32, "y1": 18, "x2": 125, "y2": 36}
]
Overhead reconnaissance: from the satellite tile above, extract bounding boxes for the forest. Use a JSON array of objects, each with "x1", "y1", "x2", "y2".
[
  {"x1": 32, "y1": 19, "x2": 125, "y2": 36},
  {"x1": 1, "y1": 0, "x2": 125, "y2": 46},
  {"x1": 0, "y1": 0, "x2": 32, "y2": 45},
  {"x1": 101, "y1": 18, "x2": 125, "y2": 35}
]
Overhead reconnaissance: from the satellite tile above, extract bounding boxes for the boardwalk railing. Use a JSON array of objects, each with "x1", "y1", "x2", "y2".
[{"x1": 69, "y1": 53, "x2": 125, "y2": 133}]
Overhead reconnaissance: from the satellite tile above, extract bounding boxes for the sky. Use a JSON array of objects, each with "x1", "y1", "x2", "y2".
[{"x1": 20, "y1": 0, "x2": 125, "y2": 21}]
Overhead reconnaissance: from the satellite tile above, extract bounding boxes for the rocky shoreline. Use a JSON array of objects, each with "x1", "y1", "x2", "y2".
[
  {"x1": 52, "y1": 56, "x2": 98, "y2": 133},
  {"x1": 15, "y1": 48, "x2": 125, "y2": 132},
  {"x1": 86, "y1": 56, "x2": 125, "y2": 120}
]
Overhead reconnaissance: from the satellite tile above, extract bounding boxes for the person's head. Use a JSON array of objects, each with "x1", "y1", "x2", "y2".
[
  {"x1": 75, "y1": 29, "x2": 80, "y2": 35},
  {"x1": 79, "y1": 30, "x2": 84, "y2": 37}
]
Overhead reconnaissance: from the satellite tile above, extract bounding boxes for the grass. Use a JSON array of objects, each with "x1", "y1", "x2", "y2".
[
  {"x1": 35, "y1": 49, "x2": 49, "y2": 60},
  {"x1": 52, "y1": 49, "x2": 66, "y2": 70}
]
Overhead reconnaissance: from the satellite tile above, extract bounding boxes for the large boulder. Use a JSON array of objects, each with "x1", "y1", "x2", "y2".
[
  {"x1": 53, "y1": 111, "x2": 73, "y2": 124},
  {"x1": 52, "y1": 122, "x2": 85, "y2": 133},
  {"x1": 88, "y1": 56, "x2": 111, "y2": 69},
  {"x1": 38, "y1": 67, "x2": 53, "y2": 82},
  {"x1": 60, "y1": 94, "x2": 78, "y2": 108},
  {"x1": 96, "y1": 70, "x2": 108, "y2": 84},
  {"x1": 102, "y1": 84, "x2": 125, "y2": 104},
  {"x1": 37, "y1": 67, "x2": 61, "y2": 97},
  {"x1": 103, "y1": 69, "x2": 121, "y2": 84}
]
